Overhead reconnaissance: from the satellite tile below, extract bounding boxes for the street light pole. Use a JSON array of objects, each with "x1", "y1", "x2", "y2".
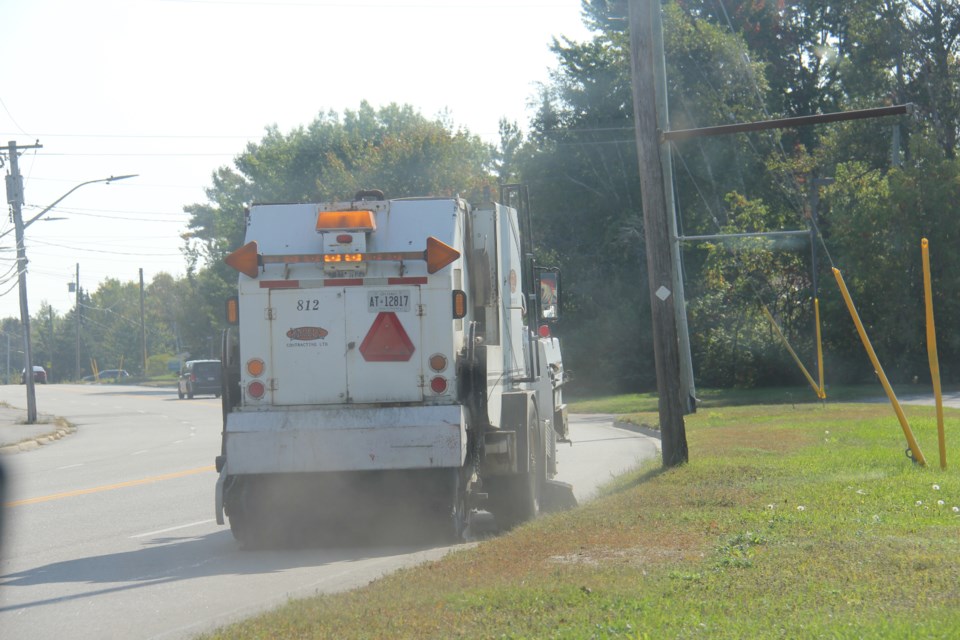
[
  {"x1": 21, "y1": 173, "x2": 137, "y2": 231},
  {"x1": 4, "y1": 138, "x2": 135, "y2": 423}
]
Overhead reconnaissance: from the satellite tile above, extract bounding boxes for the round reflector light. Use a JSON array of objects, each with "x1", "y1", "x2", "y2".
[
  {"x1": 248, "y1": 381, "x2": 265, "y2": 399},
  {"x1": 429, "y1": 354, "x2": 447, "y2": 372},
  {"x1": 247, "y1": 358, "x2": 265, "y2": 377},
  {"x1": 538, "y1": 324, "x2": 552, "y2": 338},
  {"x1": 430, "y1": 376, "x2": 447, "y2": 394}
]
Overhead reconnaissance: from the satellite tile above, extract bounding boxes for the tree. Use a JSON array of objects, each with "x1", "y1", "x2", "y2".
[
  {"x1": 904, "y1": 0, "x2": 960, "y2": 159},
  {"x1": 819, "y1": 153, "x2": 960, "y2": 383},
  {"x1": 80, "y1": 279, "x2": 143, "y2": 374}
]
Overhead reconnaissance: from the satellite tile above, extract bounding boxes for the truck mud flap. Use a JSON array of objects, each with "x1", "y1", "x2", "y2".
[
  {"x1": 214, "y1": 469, "x2": 226, "y2": 525},
  {"x1": 540, "y1": 479, "x2": 577, "y2": 512}
]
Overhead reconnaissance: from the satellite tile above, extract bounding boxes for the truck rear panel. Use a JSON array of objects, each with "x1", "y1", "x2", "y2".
[{"x1": 224, "y1": 198, "x2": 468, "y2": 476}]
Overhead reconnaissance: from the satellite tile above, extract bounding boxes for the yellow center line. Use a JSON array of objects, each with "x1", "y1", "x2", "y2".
[{"x1": 3, "y1": 465, "x2": 216, "y2": 507}]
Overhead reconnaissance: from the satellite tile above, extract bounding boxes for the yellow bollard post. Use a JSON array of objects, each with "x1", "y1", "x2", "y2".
[
  {"x1": 815, "y1": 297, "x2": 825, "y2": 399},
  {"x1": 921, "y1": 239, "x2": 946, "y2": 469},
  {"x1": 760, "y1": 304, "x2": 822, "y2": 399},
  {"x1": 832, "y1": 268, "x2": 926, "y2": 466}
]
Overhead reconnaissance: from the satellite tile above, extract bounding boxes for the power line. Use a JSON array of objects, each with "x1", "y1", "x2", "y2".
[
  {"x1": 24, "y1": 204, "x2": 191, "y2": 217},
  {"x1": 0, "y1": 96, "x2": 29, "y2": 135},
  {"x1": 33, "y1": 213, "x2": 185, "y2": 224},
  {"x1": 0, "y1": 131, "x2": 259, "y2": 140},
  {"x1": 28, "y1": 239, "x2": 183, "y2": 257},
  {"x1": 37, "y1": 152, "x2": 238, "y2": 157},
  {"x1": 21, "y1": 176, "x2": 207, "y2": 190}
]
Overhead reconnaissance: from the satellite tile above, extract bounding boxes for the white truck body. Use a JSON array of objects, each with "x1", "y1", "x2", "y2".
[{"x1": 216, "y1": 192, "x2": 570, "y2": 544}]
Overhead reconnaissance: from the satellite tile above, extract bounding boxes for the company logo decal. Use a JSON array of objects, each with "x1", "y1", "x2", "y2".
[{"x1": 286, "y1": 326, "x2": 328, "y2": 341}]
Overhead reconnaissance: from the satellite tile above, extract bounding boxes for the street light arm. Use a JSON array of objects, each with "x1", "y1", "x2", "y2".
[{"x1": 23, "y1": 174, "x2": 138, "y2": 230}]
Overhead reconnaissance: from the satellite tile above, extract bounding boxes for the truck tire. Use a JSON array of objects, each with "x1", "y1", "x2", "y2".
[
  {"x1": 490, "y1": 404, "x2": 543, "y2": 531},
  {"x1": 227, "y1": 505, "x2": 253, "y2": 547},
  {"x1": 225, "y1": 476, "x2": 271, "y2": 549},
  {"x1": 412, "y1": 469, "x2": 468, "y2": 544},
  {"x1": 447, "y1": 469, "x2": 468, "y2": 543}
]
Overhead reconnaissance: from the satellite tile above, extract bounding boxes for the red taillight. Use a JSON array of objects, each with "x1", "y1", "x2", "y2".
[
  {"x1": 538, "y1": 324, "x2": 551, "y2": 338},
  {"x1": 248, "y1": 381, "x2": 265, "y2": 399},
  {"x1": 430, "y1": 376, "x2": 447, "y2": 394},
  {"x1": 336, "y1": 233, "x2": 353, "y2": 243},
  {"x1": 190, "y1": 373, "x2": 197, "y2": 382}
]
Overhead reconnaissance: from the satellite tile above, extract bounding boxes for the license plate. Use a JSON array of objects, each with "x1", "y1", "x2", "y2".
[{"x1": 368, "y1": 290, "x2": 411, "y2": 312}]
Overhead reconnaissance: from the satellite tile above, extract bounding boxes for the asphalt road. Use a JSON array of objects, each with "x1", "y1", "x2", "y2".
[{"x1": 0, "y1": 384, "x2": 659, "y2": 639}]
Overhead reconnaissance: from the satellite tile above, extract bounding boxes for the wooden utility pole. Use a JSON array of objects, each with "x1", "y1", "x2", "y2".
[
  {"x1": 5, "y1": 140, "x2": 43, "y2": 423},
  {"x1": 649, "y1": 0, "x2": 696, "y2": 414},
  {"x1": 628, "y1": 0, "x2": 688, "y2": 466}
]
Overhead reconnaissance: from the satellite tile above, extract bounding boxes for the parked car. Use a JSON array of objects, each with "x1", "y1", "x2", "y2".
[
  {"x1": 178, "y1": 360, "x2": 221, "y2": 399},
  {"x1": 21, "y1": 366, "x2": 47, "y2": 384},
  {"x1": 81, "y1": 369, "x2": 131, "y2": 382}
]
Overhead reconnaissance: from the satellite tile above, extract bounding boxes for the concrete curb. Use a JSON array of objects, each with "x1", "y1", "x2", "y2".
[
  {"x1": 0, "y1": 416, "x2": 77, "y2": 455},
  {"x1": 612, "y1": 419, "x2": 661, "y2": 441}
]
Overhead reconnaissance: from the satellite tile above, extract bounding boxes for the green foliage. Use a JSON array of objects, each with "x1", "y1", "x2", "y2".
[
  {"x1": 534, "y1": 0, "x2": 960, "y2": 394},
  {"x1": 146, "y1": 353, "x2": 176, "y2": 378},
  {"x1": 519, "y1": 2, "x2": 778, "y2": 393},
  {"x1": 819, "y1": 156, "x2": 960, "y2": 383},
  {"x1": 691, "y1": 192, "x2": 812, "y2": 387},
  {"x1": 80, "y1": 279, "x2": 145, "y2": 375}
]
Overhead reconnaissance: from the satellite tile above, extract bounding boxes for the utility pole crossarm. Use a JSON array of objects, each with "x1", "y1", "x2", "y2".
[{"x1": 662, "y1": 104, "x2": 914, "y2": 142}]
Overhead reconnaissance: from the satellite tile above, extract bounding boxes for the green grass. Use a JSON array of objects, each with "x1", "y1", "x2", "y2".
[
  {"x1": 199, "y1": 396, "x2": 960, "y2": 639},
  {"x1": 568, "y1": 384, "x2": 941, "y2": 431}
]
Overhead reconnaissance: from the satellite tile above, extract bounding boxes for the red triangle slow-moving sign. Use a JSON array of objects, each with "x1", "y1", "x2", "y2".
[{"x1": 359, "y1": 312, "x2": 416, "y2": 362}]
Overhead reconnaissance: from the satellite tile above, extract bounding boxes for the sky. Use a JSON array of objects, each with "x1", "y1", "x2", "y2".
[{"x1": 0, "y1": 0, "x2": 593, "y2": 321}]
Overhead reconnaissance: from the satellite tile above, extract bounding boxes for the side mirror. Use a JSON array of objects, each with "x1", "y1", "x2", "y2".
[{"x1": 537, "y1": 269, "x2": 561, "y2": 320}]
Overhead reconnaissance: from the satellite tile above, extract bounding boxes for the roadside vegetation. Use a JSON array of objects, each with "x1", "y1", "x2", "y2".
[
  {"x1": 199, "y1": 392, "x2": 960, "y2": 639},
  {"x1": 567, "y1": 384, "x2": 922, "y2": 429}
]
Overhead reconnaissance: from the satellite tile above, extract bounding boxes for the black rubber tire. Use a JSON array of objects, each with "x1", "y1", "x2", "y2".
[
  {"x1": 447, "y1": 470, "x2": 468, "y2": 543},
  {"x1": 226, "y1": 477, "x2": 269, "y2": 549},
  {"x1": 490, "y1": 404, "x2": 543, "y2": 531}
]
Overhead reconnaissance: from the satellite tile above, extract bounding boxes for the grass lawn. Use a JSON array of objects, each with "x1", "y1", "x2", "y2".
[{"x1": 199, "y1": 394, "x2": 960, "y2": 639}]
